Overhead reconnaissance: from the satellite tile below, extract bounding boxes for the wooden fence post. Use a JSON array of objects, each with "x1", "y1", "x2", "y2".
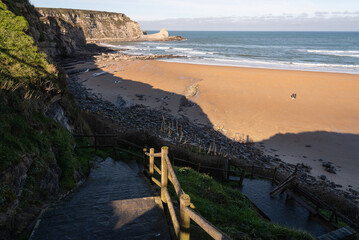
[
  {"x1": 161, "y1": 146, "x2": 168, "y2": 203},
  {"x1": 239, "y1": 167, "x2": 246, "y2": 187},
  {"x1": 223, "y1": 159, "x2": 229, "y2": 181},
  {"x1": 330, "y1": 209, "x2": 334, "y2": 222},
  {"x1": 142, "y1": 148, "x2": 147, "y2": 173},
  {"x1": 113, "y1": 139, "x2": 118, "y2": 161},
  {"x1": 294, "y1": 164, "x2": 299, "y2": 175},
  {"x1": 330, "y1": 209, "x2": 338, "y2": 223},
  {"x1": 272, "y1": 167, "x2": 278, "y2": 184},
  {"x1": 149, "y1": 148, "x2": 155, "y2": 178},
  {"x1": 180, "y1": 194, "x2": 191, "y2": 240},
  {"x1": 197, "y1": 163, "x2": 201, "y2": 172}
]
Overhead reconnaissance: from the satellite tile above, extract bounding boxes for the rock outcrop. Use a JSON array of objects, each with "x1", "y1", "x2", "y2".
[
  {"x1": 37, "y1": 15, "x2": 87, "y2": 56},
  {"x1": 141, "y1": 28, "x2": 184, "y2": 41},
  {"x1": 143, "y1": 28, "x2": 168, "y2": 39}
]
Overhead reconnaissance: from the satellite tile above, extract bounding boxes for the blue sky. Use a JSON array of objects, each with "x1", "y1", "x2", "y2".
[{"x1": 30, "y1": 0, "x2": 359, "y2": 31}]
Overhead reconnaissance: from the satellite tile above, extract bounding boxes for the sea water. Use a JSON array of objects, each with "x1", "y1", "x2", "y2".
[{"x1": 104, "y1": 31, "x2": 359, "y2": 74}]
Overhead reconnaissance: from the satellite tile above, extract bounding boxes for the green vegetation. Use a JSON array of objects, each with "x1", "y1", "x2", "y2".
[
  {"x1": 0, "y1": 0, "x2": 91, "y2": 208},
  {"x1": 172, "y1": 167, "x2": 314, "y2": 240},
  {"x1": 0, "y1": 1, "x2": 59, "y2": 97}
]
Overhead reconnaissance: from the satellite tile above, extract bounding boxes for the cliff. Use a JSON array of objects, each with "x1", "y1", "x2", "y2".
[
  {"x1": 37, "y1": 8, "x2": 143, "y2": 43},
  {"x1": 37, "y1": 8, "x2": 184, "y2": 43}
]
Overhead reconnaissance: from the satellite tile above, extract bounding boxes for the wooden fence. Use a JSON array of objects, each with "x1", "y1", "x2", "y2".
[
  {"x1": 144, "y1": 147, "x2": 231, "y2": 240},
  {"x1": 73, "y1": 134, "x2": 359, "y2": 232}
]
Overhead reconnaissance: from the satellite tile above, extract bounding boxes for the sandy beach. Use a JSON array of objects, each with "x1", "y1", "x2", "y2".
[{"x1": 74, "y1": 58, "x2": 359, "y2": 189}]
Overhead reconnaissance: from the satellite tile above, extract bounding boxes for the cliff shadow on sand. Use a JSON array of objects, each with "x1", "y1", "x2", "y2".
[{"x1": 259, "y1": 131, "x2": 359, "y2": 191}]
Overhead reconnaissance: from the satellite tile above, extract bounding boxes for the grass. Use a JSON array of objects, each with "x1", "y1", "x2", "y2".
[
  {"x1": 170, "y1": 167, "x2": 315, "y2": 240},
  {"x1": 0, "y1": 1, "x2": 59, "y2": 96},
  {"x1": 0, "y1": 0, "x2": 93, "y2": 223}
]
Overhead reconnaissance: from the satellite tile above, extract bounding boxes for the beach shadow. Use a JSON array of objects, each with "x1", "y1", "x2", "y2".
[
  {"x1": 61, "y1": 46, "x2": 214, "y2": 131},
  {"x1": 258, "y1": 131, "x2": 359, "y2": 188}
]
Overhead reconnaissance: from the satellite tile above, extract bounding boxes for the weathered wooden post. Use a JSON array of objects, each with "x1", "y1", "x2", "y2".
[
  {"x1": 239, "y1": 167, "x2": 246, "y2": 187},
  {"x1": 251, "y1": 164, "x2": 254, "y2": 178},
  {"x1": 197, "y1": 163, "x2": 201, "y2": 172},
  {"x1": 180, "y1": 193, "x2": 191, "y2": 240},
  {"x1": 142, "y1": 148, "x2": 147, "y2": 173},
  {"x1": 94, "y1": 136, "x2": 98, "y2": 153},
  {"x1": 330, "y1": 209, "x2": 338, "y2": 223},
  {"x1": 161, "y1": 146, "x2": 168, "y2": 203},
  {"x1": 330, "y1": 209, "x2": 334, "y2": 222},
  {"x1": 113, "y1": 139, "x2": 118, "y2": 161},
  {"x1": 272, "y1": 167, "x2": 278, "y2": 184},
  {"x1": 149, "y1": 148, "x2": 155, "y2": 179},
  {"x1": 223, "y1": 159, "x2": 230, "y2": 181},
  {"x1": 294, "y1": 164, "x2": 299, "y2": 175}
]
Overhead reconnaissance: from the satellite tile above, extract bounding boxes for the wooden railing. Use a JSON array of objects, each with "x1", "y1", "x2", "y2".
[
  {"x1": 73, "y1": 134, "x2": 359, "y2": 232},
  {"x1": 144, "y1": 146, "x2": 231, "y2": 240}
]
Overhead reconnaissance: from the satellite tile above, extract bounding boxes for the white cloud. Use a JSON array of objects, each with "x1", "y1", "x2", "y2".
[
  {"x1": 30, "y1": 0, "x2": 359, "y2": 21},
  {"x1": 138, "y1": 13, "x2": 359, "y2": 31}
]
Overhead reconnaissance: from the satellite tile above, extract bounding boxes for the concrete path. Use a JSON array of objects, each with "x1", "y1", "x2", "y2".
[{"x1": 30, "y1": 158, "x2": 170, "y2": 240}]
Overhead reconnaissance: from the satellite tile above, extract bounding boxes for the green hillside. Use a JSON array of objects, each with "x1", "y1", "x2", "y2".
[{"x1": 0, "y1": 2, "x2": 90, "y2": 237}]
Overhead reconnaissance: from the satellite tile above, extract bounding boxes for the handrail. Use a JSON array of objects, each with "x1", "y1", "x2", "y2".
[
  {"x1": 144, "y1": 146, "x2": 231, "y2": 240},
  {"x1": 145, "y1": 152, "x2": 162, "y2": 157},
  {"x1": 185, "y1": 207, "x2": 230, "y2": 240},
  {"x1": 74, "y1": 133, "x2": 358, "y2": 231},
  {"x1": 165, "y1": 155, "x2": 183, "y2": 198}
]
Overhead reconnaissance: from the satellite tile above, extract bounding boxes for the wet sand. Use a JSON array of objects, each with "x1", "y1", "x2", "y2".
[{"x1": 75, "y1": 59, "x2": 359, "y2": 189}]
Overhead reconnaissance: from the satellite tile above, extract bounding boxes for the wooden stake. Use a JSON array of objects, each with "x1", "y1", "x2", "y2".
[
  {"x1": 161, "y1": 146, "x2": 168, "y2": 203},
  {"x1": 180, "y1": 194, "x2": 191, "y2": 240},
  {"x1": 149, "y1": 148, "x2": 154, "y2": 179}
]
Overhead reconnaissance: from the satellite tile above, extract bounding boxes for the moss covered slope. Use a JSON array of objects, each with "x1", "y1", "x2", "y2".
[{"x1": 0, "y1": 1, "x2": 90, "y2": 238}]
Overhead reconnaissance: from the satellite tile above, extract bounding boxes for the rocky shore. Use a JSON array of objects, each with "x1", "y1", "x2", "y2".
[{"x1": 62, "y1": 49, "x2": 359, "y2": 215}]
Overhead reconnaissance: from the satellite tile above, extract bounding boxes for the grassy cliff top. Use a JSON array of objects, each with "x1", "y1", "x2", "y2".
[
  {"x1": 0, "y1": 2, "x2": 58, "y2": 94},
  {"x1": 36, "y1": 7, "x2": 127, "y2": 17}
]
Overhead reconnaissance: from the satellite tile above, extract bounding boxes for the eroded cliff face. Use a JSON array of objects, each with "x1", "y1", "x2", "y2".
[{"x1": 37, "y1": 8, "x2": 143, "y2": 42}]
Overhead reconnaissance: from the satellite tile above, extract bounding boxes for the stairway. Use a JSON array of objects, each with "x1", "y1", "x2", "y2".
[{"x1": 30, "y1": 158, "x2": 170, "y2": 240}]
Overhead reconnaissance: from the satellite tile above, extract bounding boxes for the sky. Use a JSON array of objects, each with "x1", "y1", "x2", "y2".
[{"x1": 30, "y1": 0, "x2": 359, "y2": 31}]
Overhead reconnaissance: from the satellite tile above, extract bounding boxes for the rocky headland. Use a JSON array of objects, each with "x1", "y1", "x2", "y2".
[{"x1": 37, "y1": 8, "x2": 184, "y2": 43}]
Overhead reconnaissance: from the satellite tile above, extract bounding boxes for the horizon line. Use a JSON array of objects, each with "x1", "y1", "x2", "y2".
[{"x1": 144, "y1": 30, "x2": 359, "y2": 32}]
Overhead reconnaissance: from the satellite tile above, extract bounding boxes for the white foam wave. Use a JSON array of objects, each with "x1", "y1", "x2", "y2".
[
  {"x1": 205, "y1": 57, "x2": 359, "y2": 69},
  {"x1": 156, "y1": 46, "x2": 170, "y2": 50},
  {"x1": 186, "y1": 51, "x2": 208, "y2": 55},
  {"x1": 304, "y1": 50, "x2": 359, "y2": 58},
  {"x1": 173, "y1": 47, "x2": 193, "y2": 51},
  {"x1": 157, "y1": 47, "x2": 214, "y2": 56}
]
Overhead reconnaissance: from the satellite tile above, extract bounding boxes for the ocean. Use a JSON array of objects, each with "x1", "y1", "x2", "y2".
[{"x1": 104, "y1": 31, "x2": 359, "y2": 74}]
